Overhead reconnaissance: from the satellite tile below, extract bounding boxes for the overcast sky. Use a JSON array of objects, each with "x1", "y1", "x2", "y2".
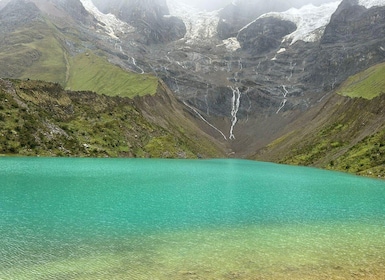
[
  {"x1": 177, "y1": 0, "x2": 337, "y2": 11},
  {"x1": 0, "y1": 0, "x2": 339, "y2": 13},
  {"x1": 177, "y1": 0, "x2": 234, "y2": 11}
]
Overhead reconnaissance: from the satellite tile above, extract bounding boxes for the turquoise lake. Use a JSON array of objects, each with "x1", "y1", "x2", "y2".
[{"x1": 1, "y1": 157, "x2": 385, "y2": 279}]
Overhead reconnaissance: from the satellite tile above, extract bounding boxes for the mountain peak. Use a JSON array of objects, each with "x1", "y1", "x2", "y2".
[
  {"x1": 31, "y1": 0, "x2": 91, "y2": 22},
  {"x1": 89, "y1": 0, "x2": 185, "y2": 44},
  {"x1": 0, "y1": 0, "x2": 41, "y2": 30}
]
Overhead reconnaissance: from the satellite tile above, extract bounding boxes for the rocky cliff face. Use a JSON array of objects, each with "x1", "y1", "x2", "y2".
[
  {"x1": 92, "y1": 0, "x2": 186, "y2": 44},
  {"x1": 237, "y1": 18, "x2": 297, "y2": 55},
  {"x1": 307, "y1": 1, "x2": 385, "y2": 90},
  {"x1": 158, "y1": 0, "x2": 385, "y2": 155}
]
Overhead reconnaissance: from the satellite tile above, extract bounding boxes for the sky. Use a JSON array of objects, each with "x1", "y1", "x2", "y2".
[
  {"x1": 177, "y1": 0, "x2": 234, "y2": 11},
  {"x1": 176, "y1": 0, "x2": 337, "y2": 11},
  {"x1": 0, "y1": 0, "x2": 338, "y2": 13}
]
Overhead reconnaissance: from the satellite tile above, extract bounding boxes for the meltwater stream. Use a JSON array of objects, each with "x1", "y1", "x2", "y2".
[{"x1": 1, "y1": 157, "x2": 385, "y2": 279}]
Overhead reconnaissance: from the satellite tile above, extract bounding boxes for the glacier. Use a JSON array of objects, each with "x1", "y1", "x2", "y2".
[
  {"x1": 80, "y1": 0, "x2": 385, "y2": 50},
  {"x1": 255, "y1": 2, "x2": 341, "y2": 45},
  {"x1": 238, "y1": 0, "x2": 385, "y2": 46}
]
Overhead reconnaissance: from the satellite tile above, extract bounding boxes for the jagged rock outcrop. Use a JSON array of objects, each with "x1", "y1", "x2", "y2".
[
  {"x1": 322, "y1": 0, "x2": 385, "y2": 43},
  {"x1": 305, "y1": 1, "x2": 385, "y2": 90},
  {"x1": 237, "y1": 18, "x2": 297, "y2": 55},
  {"x1": 93, "y1": 0, "x2": 186, "y2": 44},
  {"x1": 218, "y1": 1, "x2": 291, "y2": 39},
  {"x1": 52, "y1": 0, "x2": 93, "y2": 23}
]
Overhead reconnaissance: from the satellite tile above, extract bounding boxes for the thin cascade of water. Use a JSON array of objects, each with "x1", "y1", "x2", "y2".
[
  {"x1": 276, "y1": 85, "x2": 288, "y2": 114},
  {"x1": 183, "y1": 101, "x2": 227, "y2": 140},
  {"x1": 229, "y1": 86, "x2": 241, "y2": 140}
]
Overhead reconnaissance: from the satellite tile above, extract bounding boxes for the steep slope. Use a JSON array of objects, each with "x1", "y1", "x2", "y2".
[
  {"x1": 336, "y1": 62, "x2": 385, "y2": 99},
  {"x1": 66, "y1": 52, "x2": 158, "y2": 97},
  {"x1": 0, "y1": 0, "x2": 158, "y2": 98},
  {"x1": 0, "y1": 78, "x2": 225, "y2": 158},
  {"x1": 255, "y1": 63, "x2": 385, "y2": 178}
]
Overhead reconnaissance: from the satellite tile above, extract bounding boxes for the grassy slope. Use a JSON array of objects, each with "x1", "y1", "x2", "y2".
[
  {"x1": 19, "y1": 22, "x2": 67, "y2": 84},
  {"x1": 66, "y1": 52, "x2": 158, "y2": 97},
  {"x1": 336, "y1": 62, "x2": 385, "y2": 100},
  {"x1": 0, "y1": 79, "x2": 224, "y2": 158},
  {"x1": 0, "y1": 20, "x2": 65, "y2": 81}
]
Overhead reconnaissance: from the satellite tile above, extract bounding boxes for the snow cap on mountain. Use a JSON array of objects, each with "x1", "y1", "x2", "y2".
[
  {"x1": 255, "y1": 1, "x2": 341, "y2": 44},
  {"x1": 358, "y1": 0, "x2": 385, "y2": 8}
]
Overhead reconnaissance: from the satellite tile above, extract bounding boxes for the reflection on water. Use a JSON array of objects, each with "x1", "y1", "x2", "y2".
[{"x1": 1, "y1": 157, "x2": 385, "y2": 279}]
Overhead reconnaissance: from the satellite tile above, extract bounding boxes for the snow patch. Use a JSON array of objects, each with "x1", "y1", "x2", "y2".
[
  {"x1": 218, "y1": 37, "x2": 241, "y2": 51},
  {"x1": 80, "y1": 0, "x2": 134, "y2": 39},
  {"x1": 359, "y1": 0, "x2": 385, "y2": 8}
]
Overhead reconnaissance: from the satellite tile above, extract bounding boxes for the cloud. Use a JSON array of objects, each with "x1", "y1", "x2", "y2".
[
  {"x1": 176, "y1": 0, "x2": 337, "y2": 11},
  {"x1": 176, "y1": 0, "x2": 234, "y2": 11}
]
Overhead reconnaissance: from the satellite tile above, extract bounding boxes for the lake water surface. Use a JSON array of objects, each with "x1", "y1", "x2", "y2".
[{"x1": 1, "y1": 157, "x2": 385, "y2": 279}]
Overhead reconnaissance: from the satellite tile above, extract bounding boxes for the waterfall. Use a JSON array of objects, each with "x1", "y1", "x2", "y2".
[{"x1": 229, "y1": 86, "x2": 241, "y2": 140}]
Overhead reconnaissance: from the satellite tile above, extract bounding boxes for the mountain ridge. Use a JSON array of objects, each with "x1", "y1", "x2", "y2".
[{"x1": 0, "y1": 0, "x2": 384, "y2": 177}]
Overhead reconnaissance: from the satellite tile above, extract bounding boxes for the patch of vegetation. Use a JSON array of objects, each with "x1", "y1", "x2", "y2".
[
  {"x1": 336, "y1": 62, "x2": 385, "y2": 100},
  {"x1": 279, "y1": 122, "x2": 349, "y2": 166},
  {"x1": 327, "y1": 129, "x2": 385, "y2": 178},
  {"x1": 0, "y1": 79, "x2": 222, "y2": 159},
  {"x1": 66, "y1": 52, "x2": 158, "y2": 97},
  {"x1": 144, "y1": 135, "x2": 195, "y2": 158},
  {"x1": 267, "y1": 92, "x2": 385, "y2": 178},
  {"x1": 265, "y1": 131, "x2": 296, "y2": 149}
]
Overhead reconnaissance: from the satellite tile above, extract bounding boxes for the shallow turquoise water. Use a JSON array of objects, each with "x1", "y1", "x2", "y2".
[{"x1": 1, "y1": 157, "x2": 385, "y2": 279}]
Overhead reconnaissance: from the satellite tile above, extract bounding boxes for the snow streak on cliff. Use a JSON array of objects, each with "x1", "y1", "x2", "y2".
[
  {"x1": 166, "y1": 0, "x2": 220, "y2": 44},
  {"x1": 80, "y1": 0, "x2": 134, "y2": 39}
]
